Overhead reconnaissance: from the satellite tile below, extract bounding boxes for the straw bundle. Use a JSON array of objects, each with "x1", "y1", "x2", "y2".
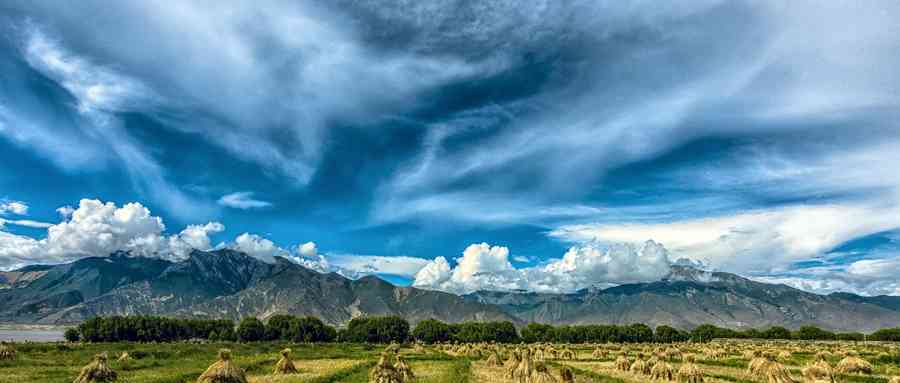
[
  {"x1": 560, "y1": 366, "x2": 575, "y2": 383},
  {"x1": 369, "y1": 353, "x2": 402, "y2": 383},
  {"x1": 764, "y1": 360, "x2": 796, "y2": 383},
  {"x1": 116, "y1": 352, "x2": 130, "y2": 362},
  {"x1": 394, "y1": 355, "x2": 415, "y2": 383},
  {"x1": 74, "y1": 353, "x2": 118, "y2": 383},
  {"x1": 0, "y1": 343, "x2": 16, "y2": 361},
  {"x1": 676, "y1": 359, "x2": 704, "y2": 383},
  {"x1": 887, "y1": 377, "x2": 900, "y2": 383},
  {"x1": 531, "y1": 362, "x2": 558, "y2": 383},
  {"x1": 650, "y1": 361, "x2": 675, "y2": 381},
  {"x1": 506, "y1": 349, "x2": 522, "y2": 378},
  {"x1": 801, "y1": 359, "x2": 834, "y2": 383},
  {"x1": 273, "y1": 348, "x2": 299, "y2": 375},
  {"x1": 615, "y1": 356, "x2": 631, "y2": 372},
  {"x1": 835, "y1": 356, "x2": 873, "y2": 375},
  {"x1": 197, "y1": 349, "x2": 247, "y2": 383},
  {"x1": 630, "y1": 358, "x2": 651, "y2": 375},
  {"x1": 513, "y1": 349, "x2": 535, "y2": 383},
  {"x1": 592, "y1": 348, "x2": 607, "y2": 359}
]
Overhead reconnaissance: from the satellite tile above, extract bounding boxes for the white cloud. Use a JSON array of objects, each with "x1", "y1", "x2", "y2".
[
  {"x1": 0, "y1": 200, "x2": 29, "y2": 216},
  {"x1": 298, "y1": 241, "x2": 318, "y2": 257},
  {"x1": 0, "y1": 199, "x2": 224, "y2": 269},
  {"x1": 227, "y1": 233, "x2": 287, "y2": 263},
  {"x1": 413, "y1": 241, "x2": 673, "y2": 294},
  {"x1": 6, "y1": 25, "x2": 216, "y2": 220},
  {"x1": 550, "y1": 203, "x2": 900, "y2": 274},
  {"x1": 0, "y1": 219, "x2": 53, "y2": 229},
  {"x1": 754, "y1": 254, "x2": 900, "y2": 296},
  {"x1": 217, "y1": 192, "x2": 272, "y2": 210},
  {"x1": 327, "y1": 254, "x2": 431, "y2": 279}
]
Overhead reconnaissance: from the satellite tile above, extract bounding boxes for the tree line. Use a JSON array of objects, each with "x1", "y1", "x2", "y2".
[{"x1": 68, "y1": 315, "x2": 900, "y2": 344}]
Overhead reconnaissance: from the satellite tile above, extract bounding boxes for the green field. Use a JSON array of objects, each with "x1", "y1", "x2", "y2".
[{"x1": 1, "y1": 341, "x2": 899, "y2": 383}]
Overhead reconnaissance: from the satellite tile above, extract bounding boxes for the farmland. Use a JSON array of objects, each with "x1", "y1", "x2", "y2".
[{"x1": 1, "y1": 340, "x2": 899, "y2": 382}]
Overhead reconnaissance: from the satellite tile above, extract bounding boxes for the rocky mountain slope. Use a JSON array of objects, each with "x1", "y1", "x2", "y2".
[
  {"x1": 2, "y1": 252, "x2": 899, "y2": 331},
  {"x1": 464, "y1": 266, "x2": 900, "y2": 332},
  {"x1": 0, "y1": 250, "x2": 514, "y2": 325}
]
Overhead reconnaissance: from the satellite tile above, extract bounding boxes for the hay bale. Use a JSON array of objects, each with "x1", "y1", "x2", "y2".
[
  {"x1": 0, "y1": 343, "x2": 16, "y2": 361},
  {"x1": 197, "y1": 349, "x2": 247, "y2": 383},
  {"x1": 835, "y1": 356, "x2": 873, "y2": 375},
  {"x1": 592, "y1": 348, "x2": 607, "y2": 359},
  {"x1": 801, "y1": 359, "x2": 834, "y2": 383},
  {"x1": 676, "y1": 361, "x2": 704, "y2": 383},
  {"x1": 273, "y1": 348, "x2": 299, "y2": 375},
  {"x1": 532, "y1": 362, "x2": 558, "y2": 383},
  {"x1": 73, "y1": 353, "x2": 117, "y2": 383},
  {"x1": 486, "y1": 351, "x2": 504, "y2": 367},
  {"x1": 116, "y1": 352, "x2": 130, "y2": 362},
  {"x1": 370, "y1": 353, "x2": 402, "y2": 383},
  {"x1": 650, "y1": 361, "x2": 675, "y2": 381},
  {"x1": 615, "y1": 356, "x2": 631, "y2": 372},
  {"x1": 560, "y1": 365, "x2": 575, "y2": 383},
  {"x1": 394, "y1": 355, "x2": 415, "y2": 383}
]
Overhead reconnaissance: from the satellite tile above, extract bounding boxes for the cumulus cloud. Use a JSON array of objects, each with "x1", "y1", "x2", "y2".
[
  {"x1": 550, "y1": 202, "x2": 900, "y2": 275},
  {"x1": 217, "y1": 192, "x2": 272, "y2": 210},
  {"x1": 413, "y1": 241, "x2": 672, "y2": 294},
  {"x1": 298, "y1": 241, "x2": 318, "y2": 257},
  {"x1": 0, "y1": 199, "x2": 226, "y2": 269}
]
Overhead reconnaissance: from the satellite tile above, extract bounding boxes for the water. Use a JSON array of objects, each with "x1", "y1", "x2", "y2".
[{"x1": 0, "y1": 329, "x2": 65, "y2": 342}]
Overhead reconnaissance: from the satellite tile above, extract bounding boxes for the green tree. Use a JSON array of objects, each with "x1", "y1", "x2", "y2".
[
  {"x1": 521, "y1": 323, "x2": 555, "y2": 343},
  {"x1": 412, "y1": 319, "x2": 451, "y2": 344},
  {"x1": 763, "y1": 326, "x2": 791, "y2": 340},
  {"x1": 236, "y1": 317, "x2": 266, "y2": 342},
  {"x1": 64, "y1": 328, "x2": 81, "y2": 342}
]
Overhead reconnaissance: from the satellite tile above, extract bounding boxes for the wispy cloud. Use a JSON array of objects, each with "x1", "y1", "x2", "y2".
[{"x1": 217, "y1": 192, "x2": 272, "y2": 210}]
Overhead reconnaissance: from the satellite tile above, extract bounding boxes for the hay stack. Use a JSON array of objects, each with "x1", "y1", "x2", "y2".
[
  {"x1": 486, "y1": 350, "x2": 504, "y2": 367},
  {"x1": 370, "y1": 353, "x2": 402, "y2": 383},
  {"x1": 615, "y1": 356, "x2": 631, "y2": 372},
  {"x1": 513, "y1": 349, "x2": 535, "y2": 383},
  {"x1": 506, "y1": 349, "x2": 522, "y2": 378},
  {"x1": 747, "y1": 357, "x2": 770, "y2": 378},
  {"x1": 394, "y1": 355, "x2": 415, "y2": 383},
  {"x1": 677, "y1": 360, "x2": 704, "y2": 383},
  {"x1": 778, "y1": 351, "x2": 792, "y2": 361},
  {"x1": 560, "y1": 366, "x2": 575, "y2": 383},
  {"x1": 835, "y1": 356, "x2": 873, "y2": 375},
  {"x1": 0, "y1": 343, "x2": 16, "y2": 361},
  {"x1": 531, "y1": 362, "x2": 558, "y2": 383},
  {"x1": 116, "y1": 352, "x2": 130, "y2": 362},
  {"x1": 414, "y1": 343, "x2": 426, "y2": 354},
  {"x1": 650, "y1": 361, "x2": 675, "y2": 381},
  {"x1": 630, "y1": 358, "x2": 651, "y2": 375},
  {"x1": 560, "y1": 348, "x2": 576, "y2": 360},
  {"x1": 273, "y1": 348, "x2": 299, "y2": 375},
  {"x1": 197, "y1": 349, "x2": 247, "y2": 383},
  {"x1": 801, "y1": 362, "x2": 833, "y2": 383},
  {"x1": 763, "y1": 360, "x2": 796, "y2": 383},
  {"x1": 73, "y1": 353, "x2": 118, "y2": 383},
  {"x1": 887, "y1": 377, "x2": 900, "y2": 383},
  {"x1": 592, "y1": 348, "x2": 606, "y2": 359}
]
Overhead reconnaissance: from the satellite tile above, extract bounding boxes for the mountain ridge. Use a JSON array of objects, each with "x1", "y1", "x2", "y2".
[{"x1": 2, "y1": 252, "x2": 899, "y2": 332}]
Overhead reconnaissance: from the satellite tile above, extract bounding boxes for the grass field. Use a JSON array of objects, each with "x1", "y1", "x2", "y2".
[{"x1": 0, "y1": 341, "x2": 898, "y2": 382}]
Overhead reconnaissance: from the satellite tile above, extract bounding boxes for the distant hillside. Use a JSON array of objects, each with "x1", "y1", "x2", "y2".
[{"x1": 2, "y1": 252, "x2": 899, "y2": 332}]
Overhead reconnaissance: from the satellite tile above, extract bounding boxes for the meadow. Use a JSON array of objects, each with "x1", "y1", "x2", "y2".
[{"x1": 0, "y1": 340, "x2": 899, "y2": 383}]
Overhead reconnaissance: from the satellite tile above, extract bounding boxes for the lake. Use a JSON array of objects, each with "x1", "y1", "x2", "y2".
[{"x1": 0, "y1": 329, "x2": 65, "y2": 342}]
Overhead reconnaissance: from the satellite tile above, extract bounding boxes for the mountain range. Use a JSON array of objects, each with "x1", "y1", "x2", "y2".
[{"x1": 2, "y1": 250, "x2": 899, "y2": 332}]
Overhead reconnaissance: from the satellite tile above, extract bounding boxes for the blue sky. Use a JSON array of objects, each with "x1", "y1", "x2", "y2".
[{"x1": 1, "y1": 1, "x2": 899, "y2": 295}]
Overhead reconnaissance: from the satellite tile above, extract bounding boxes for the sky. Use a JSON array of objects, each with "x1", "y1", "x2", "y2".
[{"x1": 1, "y1": 1, "x2": 899, "y2": 296}]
